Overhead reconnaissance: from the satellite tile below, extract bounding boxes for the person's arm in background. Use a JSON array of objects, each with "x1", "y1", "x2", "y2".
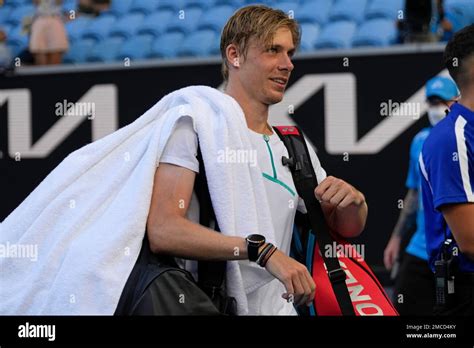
[
  {"x1": 440, "y1": 203, "x2": 474, "y2": 260},
  {"x1": 437, "y1": 0, "x2": 453, "y2": 32},
  {"x1": 384, "y1": 132, "x2": 423, "y2": 270},
  {"x1": 383, "y1": 189, "x2": 418, "y2": 270}
]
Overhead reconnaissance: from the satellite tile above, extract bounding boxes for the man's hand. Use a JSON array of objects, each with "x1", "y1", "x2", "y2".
[
  {"x1": 315, "y1": 176, "x2": 365, "y2": 208},
  {"x1": 314, "y1": 176, "x2": 368, "y2": 238},
  {"x1": 384, "y1": 234, "x2": 401, "y2": 270},
  {"x1": 264, "y1": 249, "x2": 316, "y2": 307}
]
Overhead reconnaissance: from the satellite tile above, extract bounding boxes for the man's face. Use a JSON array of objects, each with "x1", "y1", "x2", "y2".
[
  {"x1": 426, "y1": 97, "x2": 456, "y2": 126},
  {"x1": 236, "y1": 27, "x2": 295, "y2": 105}
]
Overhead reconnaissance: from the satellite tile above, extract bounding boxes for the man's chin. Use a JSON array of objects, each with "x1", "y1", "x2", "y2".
[{"x1": 265, "y1": 92, "x2": 284, "y2": 105}]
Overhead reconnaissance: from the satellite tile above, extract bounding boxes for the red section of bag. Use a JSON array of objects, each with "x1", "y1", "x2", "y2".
[{"x1": 311, "y1": 239, "x2": 398, "y2": 316}]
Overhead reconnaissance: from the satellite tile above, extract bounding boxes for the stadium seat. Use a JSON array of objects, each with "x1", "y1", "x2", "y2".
[
  {"x1": 86, "y1": 37, "x2": 123, "y2": 62},
  {"x1": 7, "y1": 0, "x2": 30, "y2": 7},
  {"x1": 5, "y1": 4, "x2": 35, "y2": 26},
  {"x1": 208, "y1": 37, "x2": 221, "y2": 56},
  {"x1": 62, "y1": 0, "x2": 78, "y2": 13},
  {"x1": 117, "y1": 34, "x2": 153, "y2": 60},
  {"x1": 63, "y1": 38, "x2": 95, "y2": 63},
  {"x1": 65, "y1": 16, "x2": 92, "y2": 43},
  {"x1": 0, "y1": 6, "x2": 14, "y2": 25},
  {"x1": 136, "y1": 10, "x2": 174, "y2": 38},
  {"x1": 185, "y1": 0, "x2": 215, "y2": 10},
  {"x1": 352, "y1": 18, "x2": 397, "y2": 47},
  {"x1": 9, "y1": 0, "x2": 30, "y2": 5},
  {"x1": 106, "y1": 0, "x2": 134, "y2": 17},
  {"x1": 7, "y1": 42, "x2": 24, "y2": 58},
  {"x1": 156, "y1": 0, "x2": 185, "y2": 12},
  {"x1": 129, "y1": 0, "x2": 158, "y2": 15},
  {"x1": 7, "y1": 27, "x2": 28, "y2": 57},
  {"x1": 314, "y1": 20, "x2": 357, "y2": 49},
  {"x1": 177, "y1": 29, "x2": 218, "y2": 57},
  {"x1": 273, "y1": 1, "x2": 300, "y2": 17},
  {"x1": 328, "y1": 0, "x2": 368, "y2": 23},
  {"x1": 365, "y1": 0, "x2": 404, "y2": 20},
  {"x1": 445, "y1": 0, "x2": 474, "y2": 33},
  {"x1": 166, "y1": 6, "x2": 203, "y2": 34},
  {"x1": 1, "y1": 24, "x2": 13, "y2": 37},
  {"x1": 243, "y1": 0, "x2": 273, "y2": 4},
  {"x1": 296, "y1": 0, "x2": 333, "y2": 26},
  {"x1": 149, "y1": 31, "x2": 185, "y2": 58},
  {"x1": 214, "y1": 0, "x2": 244, "y2": 7},
  {"x1": 197, "y1": 5, "x2": 234, "y2": 32},
  {"x1": 108, "y1": 13, "x2": 145, "y2": 39},
  {"x1": 6, "y1": 25, "x2": 28, "y2": 48},
  {"x1": 81, "y1": 15, "x2": 116, "y2": 41},
  {"x1": 299, "y1": 22, "x2": 320, "y2": 52}
]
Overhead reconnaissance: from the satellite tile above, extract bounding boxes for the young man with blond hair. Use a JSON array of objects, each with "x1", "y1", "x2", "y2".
[{"x1": 147, "y1": 5, "x2": 368, "y2": 315}]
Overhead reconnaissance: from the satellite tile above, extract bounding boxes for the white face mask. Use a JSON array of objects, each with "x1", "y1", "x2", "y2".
[{"x1": 428, "y1": 105, "x2": 447, "y2": 126}]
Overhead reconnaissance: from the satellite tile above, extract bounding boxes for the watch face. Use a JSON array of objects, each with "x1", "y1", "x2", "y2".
[{"x1": 247, "y1": 234, "x2": 265, "y2": 243}]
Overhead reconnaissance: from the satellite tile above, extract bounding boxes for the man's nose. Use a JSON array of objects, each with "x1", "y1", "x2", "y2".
[{"x1": 279, "y1": 54, "x2": 294, "y2": 72}]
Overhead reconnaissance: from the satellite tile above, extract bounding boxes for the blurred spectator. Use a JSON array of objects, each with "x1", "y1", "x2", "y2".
[
  {"x1": 398, "y1": 0, "x2": 448, "y2": 43},
  {"x1": 0, "y1": 28, "x2": 12, "y2": 69},
  {"x1": 77, "y1": 0, "x2": 96, "y2": 17},
  {"x1": 29, "y1": 0, "x2": 69, "y2": 65},
  {"x1": 77, "y1": 0, "x2": 110, "y2": 17},
  {"x1": 92, "y1": 0, "x2": 111, "y2": 14}
]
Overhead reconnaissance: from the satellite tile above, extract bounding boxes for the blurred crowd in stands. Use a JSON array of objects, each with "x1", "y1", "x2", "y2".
[{"x1": 0, "y1": 0, "x2": 472, "y2": 71}]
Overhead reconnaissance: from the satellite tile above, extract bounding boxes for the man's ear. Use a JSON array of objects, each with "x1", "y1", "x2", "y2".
[{"x1": 226, "y1": 44, "x2": 241, "y2": 68}]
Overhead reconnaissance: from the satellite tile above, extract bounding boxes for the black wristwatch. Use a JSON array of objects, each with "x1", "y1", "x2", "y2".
[{"x1": 246, "y1": 234, "x2": 266, "y2": 262}]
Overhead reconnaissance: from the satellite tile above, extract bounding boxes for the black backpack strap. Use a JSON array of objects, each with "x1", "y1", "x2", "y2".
[
  {"x1": 194, "y1": 144, "x2": 227, "y2": 299},
  {"x1": 273, "y1": 125, "x2": 355, "y2": 316}
]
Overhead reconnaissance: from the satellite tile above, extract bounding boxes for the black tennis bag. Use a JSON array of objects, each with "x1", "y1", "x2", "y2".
[{"x1": 115, "y1": 146, "x2": 236, "y2": 315}]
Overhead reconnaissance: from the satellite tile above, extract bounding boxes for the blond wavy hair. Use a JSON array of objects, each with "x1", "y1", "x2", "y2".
[{"x1": 220, "y1": 5, "x2": 301, "y2": 81}]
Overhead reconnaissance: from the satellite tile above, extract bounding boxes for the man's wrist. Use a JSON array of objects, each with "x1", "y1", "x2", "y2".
[
  {"x1": 246, "y1": 234, "x2": 266, "y2": 261},
  {"x1": 256, "y1": 243, "x2": 277, "y2": 267}
]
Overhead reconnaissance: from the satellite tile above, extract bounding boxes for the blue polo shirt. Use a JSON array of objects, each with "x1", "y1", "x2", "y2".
[{"x1": 420, "y1": 103, "x2": 474, "y2": 273}]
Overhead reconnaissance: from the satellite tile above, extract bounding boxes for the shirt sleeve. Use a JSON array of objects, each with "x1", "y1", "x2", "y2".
[
  {"x1": 297, "y1": 138, "x2": 327, "y2": 213},
  {"x1": 423, "y1": 126, "x2": 474, "y2": 210},
  {"x1": 159, "y1": 115, "x2": 199, "y2": 173}
]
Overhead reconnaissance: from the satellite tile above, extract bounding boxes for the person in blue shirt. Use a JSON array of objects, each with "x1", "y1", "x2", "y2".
[
  {"x1": 420, "y1": 24, "x2": 474, "y2": 315},
  {"x1": 384, "y1": 76, "x2": 459, "y2": 315}
]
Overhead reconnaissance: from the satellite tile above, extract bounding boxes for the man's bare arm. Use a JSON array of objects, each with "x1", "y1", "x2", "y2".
[
  {"x1": 147, "y1": 163, "x2": 247, "y2": 261},
  {"x1": 383, "y1": 189, "x2": 418, "y2": 270},
  {"x1": 440, "y1": 203, "x2": 474, "y2": 260}
]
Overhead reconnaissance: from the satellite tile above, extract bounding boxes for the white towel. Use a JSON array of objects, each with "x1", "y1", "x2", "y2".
[{"x1": 0, "y1": 85, "x2": 277, "y2": 315}]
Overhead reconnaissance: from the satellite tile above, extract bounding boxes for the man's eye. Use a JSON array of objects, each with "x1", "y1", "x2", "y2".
[{"x1": 268, "y1": 47, "x2": 278, "y2": 53}]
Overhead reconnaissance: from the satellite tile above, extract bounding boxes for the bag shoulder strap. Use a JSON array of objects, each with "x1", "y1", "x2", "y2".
[
  {"x1": 194, "y1": 144, "x2": 227, "y2": 298},
  {"x1": 273, "y1": 125, "x2": 355, "y2": 316}
]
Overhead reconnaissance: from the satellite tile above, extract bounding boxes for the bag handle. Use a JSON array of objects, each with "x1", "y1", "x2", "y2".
[{"x1": 273, "y1": 126, "x2": 355, "y2": 316}]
